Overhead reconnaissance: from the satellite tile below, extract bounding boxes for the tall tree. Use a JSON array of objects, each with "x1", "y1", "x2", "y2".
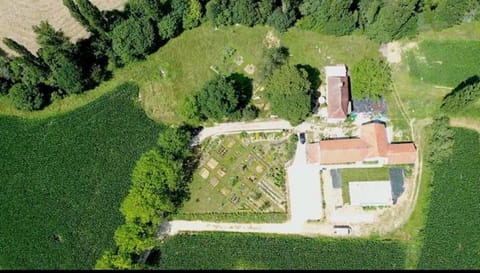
[
  {"x1": 350, "y1": 57, "x2": 392, "y2": 99},
  {"x1": 364, "y1": 0, "x2": 420, "y2": 42},
  {"x1": 126, "y1": 0, "x2": 165, "y2": 22},
  {"x1": 265, "y1": 65, "x2": 312, "y2": 125},
  {"x1": 63, "y1": 0, "x2": 92, "y2": 32},
  {"x1": 297, "y1": 0, "x2": 356, "y2": 36},
  {"x1": 112, "y1": 18, "x2": 156, "y2": 63},
  {"x1": 232, "y1": 0, "x2": 259, "y2": 26},
  {"x1": 114, "y1": 222, "x2": 158, "y2": 254},
  {"x1": 195, "y1": 75, "x2": 241, "y2": 120},
  {"x1": 8, "y1": 83, "x2": 44, "y2": 111},
  {"x1": 75, "y1": 0, "x2": 109, "y2": 34},
  {"x1": 2, "y1": 38, "x2": 38, "y2": 64},
  {"x1": 33, "y1": 21, "x2": 76, "y2": 55}
]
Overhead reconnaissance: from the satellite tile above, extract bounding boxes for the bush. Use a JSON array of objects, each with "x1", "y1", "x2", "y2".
[
  {"x1": 266, "y1": 8, "x2": 295, "y2": 32},
  {"x1": 241, "y1": 104, "x2": 259, "y2": 120},
  {"x1": 158, "y1": 14, "x2": 181, "y2": 40},
  {"x1": 440, "y1": 75, "x2": 480, "y2": 112},
  {"x1": 9, "y1": 83, "x2": 44, "y2": 111}
]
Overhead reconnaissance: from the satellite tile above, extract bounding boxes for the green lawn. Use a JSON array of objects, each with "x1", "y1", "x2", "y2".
[
  {"x1": 339, "y1": 167, "x2": 391, "y2": 204},
  {"x1": 177, "y1": 133, "x2": 293, "y2": 219},
  {"x1": 406, "y1": 40, "x2": 480, "y2": 88},
  {"x1": 0, "y1": 24, "x2": 381, "y2": 125},
  {"x1": 0, "y1": 83, "x2": 162, "y2": 269},
  {"x1": 156, "y1": 232, "x2": 406, "y2": 270},
  {"x1": 418, "y1": 128, "x2": 480, "y2": 269}
]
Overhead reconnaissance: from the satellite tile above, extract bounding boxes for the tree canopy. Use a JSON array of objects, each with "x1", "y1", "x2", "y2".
[
  {"x1": 9, "y1": 83, "x2": 44, "y2": 111},
  {"x1": 265, "y1": 65, "x2": 312, "y2": 125},
  {"x1": 195, "y1": 75, "x2": 241, "y2": 120},
  {"x1": 112, "y1": 18, "x2": 156, "y2": 63},
  {"x1": 297, "y1": 0, "x2": 356, "y2": 36},
  {"x1": 350, "y1": 57, "x2": 392, "y2": 99}
]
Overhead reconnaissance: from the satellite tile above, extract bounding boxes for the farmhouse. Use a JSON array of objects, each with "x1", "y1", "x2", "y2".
[
  {"x1": 306, "y1": 121, "x2": 416, "y2": 165},
  {"x1": 324, "y1": 65, "x2": 351, "y2": 122}
]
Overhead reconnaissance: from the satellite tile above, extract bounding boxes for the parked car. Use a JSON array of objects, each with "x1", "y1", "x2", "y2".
[
  {"x1": 333, "y1": 225, "x2": 352, "y2": 235},
  {"x1": 298, "y1": 132, "x2": 306, "y2": 144}
]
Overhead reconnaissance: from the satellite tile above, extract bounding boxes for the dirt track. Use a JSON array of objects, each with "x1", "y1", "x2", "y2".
[{"x1": 0, "y1": 0, "x2": 126, "y2": 54}]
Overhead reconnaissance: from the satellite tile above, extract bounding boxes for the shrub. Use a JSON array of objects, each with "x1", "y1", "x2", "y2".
[{"x1": 9, "y1": 83, "x2": 44, "y2": 111}]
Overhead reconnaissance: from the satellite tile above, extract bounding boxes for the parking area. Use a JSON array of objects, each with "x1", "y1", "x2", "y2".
[{"x1": 287, "y1": 141, "x2": 323, "y2": 223}]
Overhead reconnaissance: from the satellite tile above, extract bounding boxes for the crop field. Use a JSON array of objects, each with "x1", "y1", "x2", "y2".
[
  {"x1": 177, "y1": 133, "x2": 295, "y2": 219},
  {"x1": 418, "y1": 128, "x2": 480, "y2": 269},
  {"x1": 406, "y1": 40, "x2": 480, "y2": 87},
  {"x1": 0, "y1": 0, "x2": 126, "y2": 54},
  {"x1": 156, "y1": 232, "x2": 406, "y2": 270},
  {"x1": 0, "y1": 83, "x2": 162, "y2": 269}
]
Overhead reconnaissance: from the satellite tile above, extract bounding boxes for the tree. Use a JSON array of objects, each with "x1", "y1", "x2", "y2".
[
  {"x1": 258, "y1": 46, "x2": 289, "y2": 82},
  {"x1": 126, "y1": 0, "x2": 165, "y2": 22},
  {"x1": 179, "y1": 95, "x2": 201, "y2": 124},
  {"x1": 206, "y1": 0, "x2": 233, "y2": 26},
  {"x1": 422, "y1": 0, "x2": 478, "y2": 31},
  {"x1": 241, "y1": 104, "x2": 259, "y2": 120},
  {"x1": 9, "y1": 83, "x2": 44, "y2": 111},
  {"x1": 47, "y1": 53, "x2": 83, "y2": 95},
  {"x1": 95, "y1": 250, "x2": 133, "y2": 270},
  {"x1": 266, "y1": 8, "x2": 295, "y2": 32},
  {"x1": 63, "y1": 0, "x2": 92, "y2": 33},
  {"x1": 357, "y1": 0, "x2": 383, "y2": 31},
  {"x1": 232, "y1": 0, "x2": 259, "y2": 26},
  {"x1": 33, "y1": 21, "x2": 84, "y2": 94},
  {"x1": 2, "y1": 38, "x2": 39, "y2": 64},
  {"x1": 158, "y1": 13, "x2": 181, "y2": 40},
  {"x1": 114, "y1": 222, "x2": 158, "y2": 254},
  {"x1": 157, "y1": 127, "x2": 192, "y2": 160},
  {"x1": 112, "y1": 18, "x2": 156, "y2": 63},
  {"x1": 297, "y1": 0, "x2": 356, "y2": 36},
  {"x1": 195, "y1": 75, "x2": 243, "y2": 120},
  {"x1": 441, "y1": 75, "x2": 480, "y2": 112},
  {"x1": 120, "y1": 149, "x2": 184, "y2": 223},
  {"x1": 32, "y1": 21, "x2": 75, "y2": 56},
  {"x1": 75, "y1": 0, "x2": 109, "y2": 34},
  {"x1": 427, "y1": 115, "x2": 455, "y2": 165},
  {"x1": 265, "y1": 65, "x2": 312, "y2": 125},
  {"x1": 9, "y1": 57, "x2": 48, "y2": 87},
  {"x1": 257, "y1": 0, "x2": 275, "y2": 24},
  {"x1": 0, "y1": 49, "x2": 13, "y2": 95},
  {"x1": 350, "y1": 57, "x2": 392, "y2": 99},
  {"x1": 182, "y1": 0, "x2": 202, "y2": 29},
  {"x1": 364, "y1": 0, "x2": 419, "y2": 42}
]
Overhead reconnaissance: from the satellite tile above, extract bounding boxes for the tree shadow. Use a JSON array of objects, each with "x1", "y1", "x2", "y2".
[
  {"x1": 441, "y1": 74, "x2": 480, "y2": 103},
  {"x1": 226, "y1": 73, "x2": 253, "y2": 111}
]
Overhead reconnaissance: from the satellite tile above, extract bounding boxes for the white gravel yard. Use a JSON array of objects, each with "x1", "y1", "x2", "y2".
[{"x1": 286, "y1": 142, "x2": 323, "y2": 223}]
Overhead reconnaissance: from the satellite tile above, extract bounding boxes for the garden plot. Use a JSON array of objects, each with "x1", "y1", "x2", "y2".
[{"x1": 179, "y1": 133, "x2": 293, "y2": 216}]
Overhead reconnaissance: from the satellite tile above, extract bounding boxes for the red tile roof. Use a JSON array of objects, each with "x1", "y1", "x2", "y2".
[
  {"x1": 307, "y1": 122, "x2": 416, "y2": 164},
  {"x1": 327, "y1": 76, "x2": 350, "y2": 120}
]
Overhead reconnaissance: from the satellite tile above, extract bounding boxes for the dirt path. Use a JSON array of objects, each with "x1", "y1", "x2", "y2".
[{"x1": 193, "y1": 119, "x2": 293, "y2": 144}]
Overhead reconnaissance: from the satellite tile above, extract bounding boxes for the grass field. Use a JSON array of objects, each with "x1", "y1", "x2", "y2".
[
  {"x1": 177, "y1": 133, "x2": 293, "y2": 217},
  {"x1": 339, "y1": 167, "x2": 391, "y2": 204},
  {"x1": 406, "y1": 40, "x2": 480, "y2": 88},
  {"x1": 417, "y1": 128, "x2": 480, "y2": 269},
  {"x1": 156, "y1": 232, "x2": 406, "y2": 270},
  {"x1": 0, "y1": 83, "x2": 162, "y2": 269},
  {"x1": 0, "y1": 24, "x2": 381, "y2": 125}
]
